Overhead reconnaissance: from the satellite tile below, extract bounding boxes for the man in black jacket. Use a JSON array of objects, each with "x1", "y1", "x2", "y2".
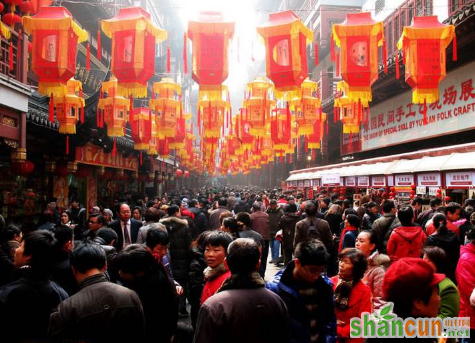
[
  {"x1": 371, "y1": 199, "x2": 400, "y2": 253},
  {"x1": 109, "y1": 203, "x2": 143, "y2": 252},
  {"x1": 189, "y1": 199, "x2": 208, "y2": 238},
  {"x1": 48, "y1": 242, "x2": 145, "y2": 343}
]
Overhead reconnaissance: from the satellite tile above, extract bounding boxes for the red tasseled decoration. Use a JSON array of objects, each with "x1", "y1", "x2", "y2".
[
  {"x1": 349, "y1": 132, "x2": 353, "y2": 145},
  {"x1": 180, "y1": 102, "x2": 183, "y2": 120},
  {"x1": 17, "y1": 30, "x2": 21, "y2": 67},
  {"x1": 166, "y1": 45, "x2": 171, "y2": 73},
  {"x1": 183, "y1": 33, "x2": 188, "y2": 74},
  {"x1": 66, "y1": 136, "x2": 69, "y2": 155},
  {"x1": 112, "y1": 138, "x2": 117, "y2": 157},
  {"x1": 336, "y1": 51, "x2": 340, "y2": 77},
  {"x1": 326, "y1": 121, "x2": 329, "y2": 134},
  {"x1": 423, "y1": 99, "x2": 428, "y2": 125},
  {"x1": 452, "y1": 31, "x2": 457, "y2": 61},
  {"x1": 358, "y1": 99, "x2": 362, "y2": 124},
  {"x1": 312, "y1": 149, "x2": 316, "y2": 160},
  {"x1": 315, "y1": 41, "x2": 318, "y2": 66},
  {"x1": 197, "y1": 107, "x2": 201, "y2": 133},
  {"x1": 9, "y1": 42, "x2": 13, "y2": 71},
  {"x1": 286, "y1": 102, "x2": 291, "y2": 131},
  {"x1": 280, "y1": 154, "x2": 283, "y2": 163},
  {"x1": 208, "y1": 101, "x2": 212, "y2": 126},
  {"x1": 330, "y1": 33, "x2": 335, "y2": 61},
  {"x1": 129, "y1": 96, "x2": 134, "y2": 122},
  {"x1": 49, "y1": 94, "x2": 55, "y2": 123},
  {"x1": 86, "y1": 43, "x2": 90, "y2": 71},
  {"x1": 395, "y1": 50, "x2": 400, "y2": 79},
  {"x1": 333, "y1": 108, "x2": 337, "y2": 123},
  {"x1": 140, "y1": 151, "x2": 143, "y2": 166},
  {"x1": 383, "y1": 39, "x2": 388, "y2": 74},
  {"x1": 366, "y1": 107, "x2": 370, "y2": 124},
  {"x1": 97, "y1": 29, "x2": 101, "y2": 60},
  {"x1": 80, "y1": 103, "x2": 84, "y2": 123},
  {"x1": 305, "y1": 136, "x2": 308, "y2": 152}
]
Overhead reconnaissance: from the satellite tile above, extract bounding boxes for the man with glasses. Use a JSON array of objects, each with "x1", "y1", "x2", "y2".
[
  {"x1": 82, "y1": 214, "x2": 106, "y2": 240},
  {"x1": 267, "y1": 241, "x2": 336, "y2": 343},
  {"x1": 109, "y1": 203, "x2": 142, "y2": 252}
]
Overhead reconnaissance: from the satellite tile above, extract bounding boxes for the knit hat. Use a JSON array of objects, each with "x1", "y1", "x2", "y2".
[
  {"x1": 181, "y1": 198, "x2": 189, "y2": 209},
  {"x1": 382, "y1": 257, "x2": 445, "y2": 302}
]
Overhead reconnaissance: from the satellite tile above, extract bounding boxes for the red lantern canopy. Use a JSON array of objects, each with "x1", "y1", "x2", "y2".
[
  {"x1": 130, "y1": 107, "x2": 152, "y2": 150},
  {"x1": 397, "y1": 16, "x2": 455, "y2": 123},
  {"x1": 187, "y1": 11, "x2": 235, "y2": 86},
  {"x1": 332, "y1": 12, "x2": 384, "y2": 105},
  {"x1": 257, "y1": 11, "x2": 313, "y2": 93},
  {"x1": 22, "y1": 7, "x2": 88, "y2": 97},
  {"x1": 101, "y1": 7, "x2": 167, "y2": 98}
]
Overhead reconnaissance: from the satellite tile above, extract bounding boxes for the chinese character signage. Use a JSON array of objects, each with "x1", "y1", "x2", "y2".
[
  {"x1": 345, "y1": 176, "x2": 356, "y2": 187},
  {"x1": 75, "y1": 144, "x2": 138, "y2": 171},
  {"x1": 313, "y1": 179, "x2": 321, "y2": 188},
  {"x1": 342, "y1": 61, "x2": 475, "y2": 154},
  {"x1": 304, "y1": 180, "x2": 310, "y2": 187},
  {"x1": 445, "y1": 172, "x2": 475, "y2": 187},
  {"x1": 371, "y1": 176, "x2": 386, "y2": 187},
  {"x1": 322, "y1": 174, "x2": 341, "y2": 187},
  {"x1": 417, "y1": 173, "x2": 441, "y2": 186},
  {"x1": 395, "y1": 174, "x2": 415, "y2": 186},
  {"x1": 357, "y1": 176, "x2": 370, "y2": 187},
  {"x1": 298, "y1": 181, "x2": 304, "y2": 188}
]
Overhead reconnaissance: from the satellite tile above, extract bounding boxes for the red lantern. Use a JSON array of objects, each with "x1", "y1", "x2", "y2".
[
  {"x1": 444, "y1": 196, "x2": 451, "y2": 202},
  {"x1": 184, "y1": 171, "x2": 190, "y2": 178},
  {"x1": 175, "y1": 169, "x2": 184, "y2": 178},
  {"x1": 99, "y1": 77, "x2": 130, "y2": 137},
  {"x1": 2, "y1": 13, "x2": 22, "y2": 27},
  {"x1": 390, "y1": 187, "x2": 396, "y2": 192},
  {"x1": 397, "y1": 16, "x2": 455, "y2": 117},
  {"x1": 411, "y1": 184, "x2": 416, "y2": 190},
  {"x1": 150, "y1": 78, "x2": 181, "y2": 139},
  {"x1": 55, "y1": 163, "x2": 69, "y2": 177},
  {"x1": 54, "y1": 78, "x2": 84, "y2": 134},
  {"x1": 101, "y1": 7, "x2": 167, "y2": 98},
  {"x1": 332, "y1": 13, "x2": 384, "y2": 105},
  {"x1": 271, "y1": 108, "x2": 292, "y2": 158},
  {"x1": 410, "y1": 194, "x2": 415, "y2": 199},
  {"x1": 19, "y1": 1, "x2": 34, "y2": 14},
  {"x1": 11, "y1": 160, "x2": 34, "y2": 176},
  {"x1": 244, "y1": 77, "x2": 274, "y2": 136},
  {"x1": 22, "y1": 7, "x2": 88, "y2": 97},
  {"x1": 187, "y1": 11, "x2": 235, "y2": 86},
  {"x1": 130, "y1": 107, "x2": 152, "y2": 150},
  {"x1": 257, "y1": 10, "x2": 313, "y2": 92}
]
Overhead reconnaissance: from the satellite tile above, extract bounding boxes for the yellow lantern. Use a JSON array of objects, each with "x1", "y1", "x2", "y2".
[
  {"x1": 291, "y1": 78, "x2": 321, "y2": 136},
  {"x1": 150, "y1": 78, "x2": 181, "y2": 139},
  {"x1": 334, "y1": 81, "x2": 368, "y2": 134},
  {"x1": 98, "y1": 77, "x2": 130, "y2": 137},
  {"x1": 243, "y1": 77, "x2": 275, "y2": 137},
  {"x1": 54, "y1": 78, "x2": 85, "y2": 134}
]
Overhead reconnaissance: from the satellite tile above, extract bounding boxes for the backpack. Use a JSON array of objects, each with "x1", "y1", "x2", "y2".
[{"x1": 306, "y1": 218, "x2": 322, "y2": 241}]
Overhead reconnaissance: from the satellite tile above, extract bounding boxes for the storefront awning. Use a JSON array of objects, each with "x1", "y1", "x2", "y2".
[
  {"x1": 388, "y1": 159, "x2": 423, "y2": 174},
  {"x1": 353, "y1": 164, "x2": 373, "y2": 176},
  {"x1": 413, "y1": 155, "x2": 452, "y2": 172},
  {"x1": 440, "y1": 152, "x2": 475, "y2": 171},
  {"x1": 369, "y1": 161, "x2": 398, "y2": 175}
]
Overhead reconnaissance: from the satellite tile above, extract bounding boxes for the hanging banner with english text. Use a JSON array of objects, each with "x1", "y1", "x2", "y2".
[{"x1": 342, "y1": 61, "x2": 475, "y2": 154}]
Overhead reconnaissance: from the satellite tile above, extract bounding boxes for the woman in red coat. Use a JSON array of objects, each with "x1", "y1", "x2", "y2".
[{"x1": 331, "y1": 248, "x2": 372, "y2": 343}]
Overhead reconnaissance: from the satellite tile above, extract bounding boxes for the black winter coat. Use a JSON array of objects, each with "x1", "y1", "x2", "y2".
[
  {"x1": 425, "y1": 231, "x2": 460, "y2": 282},
  {"x1": 159, "y1": 216, "x2": 193, "y2": 281},
  {"x1": 189, "y1": 207, "x2": 208, "y2": 239},
  {"x1": 279, "y1": 213, "x2": 301, "y2": 250},
  {"x1": 234, "y1": 200, "x2": 251, "y2": 214}
]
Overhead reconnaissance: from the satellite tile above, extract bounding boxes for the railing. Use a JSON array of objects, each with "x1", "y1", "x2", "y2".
[{"x1": 0, "y1": 29, "x2": 27, "y2": 84}]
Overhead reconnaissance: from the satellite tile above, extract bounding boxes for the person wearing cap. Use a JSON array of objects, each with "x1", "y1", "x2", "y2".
[
  {"x1": 331, "y1": 248, "x2": 371, "y2": 343},
  {"x1": 386, "y1": 206, "x2": 427, "y2": 261},
  {"x1": 456, "y1": 227, "x2": 475, "y2": 341},
  {"x1": 382, "y1": 257, "x2": 444, "y2": 320}
]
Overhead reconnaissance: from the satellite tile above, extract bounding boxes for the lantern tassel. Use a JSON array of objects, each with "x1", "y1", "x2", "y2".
[
  {"x1": 166, "y1": 45, "x2": 171, "y2": 73},
  {"x1": 197, "y1": 107, "x2": 201, "y2": 133},
  {"x1": 183, "y1": 33, "x2": 188, "y2": 74},
  {"x1": 86, "y1": 42, "x2": 90, "y2": 71},
  {"x1": 314, "y1": 41, "x2": 318, "y2": 66},
  {"x1": 326, "y1": 120, "x2": 329, "y2": 135},
  {"x1": 330, "y1": 33, "x2": 335, "y2": 61},
  {"x1": 80, "y1": 103, "x2": 84, "y2": 123},
  {"x1": 9, "y1": 41, "x2": 13, "y2": 71},
  {"x1": 129, "y1": 96, "x2": 134, "y2": 122},
  {"x1": 17, "y1": 30, "x2": 21, "y2": 68},
  {"x1": 333, "y1": 108, "x2": 337, "y2": 123},
  {"x1": 112, "y1": 138, "x2": 117, "y2": 157},
  {"x1": 66, "y1": 135, "x2": 69, "y2": 155},
  {"x1": 395, "y1": 50, "x2": 400, "y2": 79},
  {"x1": 305, "y1": 136, "x2": 308, "y2": 152},
  {"x1": 140, "y1": 151, "x2": 143, "y2": 166},
  {"x1": 286, "y1": 102, "x2": 291, "y2": 133},
  {"x1": 312, "y1": 149, "x2": 316, "y2": 160},
  {"x1": 49, "y1": 94, "x2": 55, "y2": 123},
  {"x1": 335, "y1": 51, "x2": 340, "y2": 77},
  {"x1": 383, "y1": 39, "x2": 388, "y2": 74},
  {"x1": 452, "y1": 31, "x2": 457, "y2": 61},
  {"x1": 97, "y1": 29, "x2": 101, "y2": 60},
  {"x1": 423, "y1": 99, "x2": 428, "y2": 126}
]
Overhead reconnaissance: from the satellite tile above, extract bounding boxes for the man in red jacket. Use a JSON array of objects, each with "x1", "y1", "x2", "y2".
[{"x1": 386, "y1": 206, "x2": 427, "y2": 261}]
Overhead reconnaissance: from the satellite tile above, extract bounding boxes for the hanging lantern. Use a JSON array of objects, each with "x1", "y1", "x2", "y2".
[
  {"x1": 243, "y1": 77, "x2": 275, "y2": 137},
  {"x1": 187, "y1": 11, "x2": 235, "y2": 86},
  {"x1": 130, "y1": 107, "x2": 152, "y2": 150},
  {"x1": 397, "y1": 16, "x2": 455, "y2": 117},
  {"x1": 271, "y1": 108, "x2": 292, "y2": 158},
  {"x1": 198, "y1": 86, "x2": 229, "y2": 138},
  {"x1": 257, "y1": 10, "x2": 313, "y2": 93},
  {"x1": 11, "y1": 160, "x2": 34, "y2": 176},
  {"x1": 54, "y1": 78, "x2": 84, "y2": 134},
  {"x1": 150, "y1": 78, "x2": 181, "y2": 139},
  {"x1": 98, "y1": 77, "x2": 130, "y2": 137},
  {"x1": 101, "y1": 7, "x2": 167, "y2": 98},
  {"x1": 147, "y1": 115, "x2": 158, "y2": 155},
  {"x1": 332, "y1": 12, "x2": 384, "y2": 105},
  {"x1": 169, "y1": 112, "x2": 189, "y2": 150},
  {"x1": 158, "y1": 138, "x2": 171, "y2": 159},
  {"x1": 307, "y1": 112, "x2": 326, "y2": 149},
  {"x1": 22, "y1": 7, "x2": 88, "y2": 97},
  {"x1": 334, "y1": 81, "x2": 368, "y2": 134},
  {"x1": 292, "y1": 78, "x2": 321, "y2": 136},
  {"x1": 236, "y1": 108, "x2": 254, "y2": 151}
]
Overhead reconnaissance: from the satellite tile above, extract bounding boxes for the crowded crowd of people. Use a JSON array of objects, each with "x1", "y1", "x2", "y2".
[{"x1": 0, "y1": 187, "x2": 475, "y2": 343}]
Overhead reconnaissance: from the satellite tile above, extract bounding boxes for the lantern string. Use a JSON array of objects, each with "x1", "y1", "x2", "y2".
[
  {"x1": 335, "y1": 51, "x2": 340, "y2": 77},
  {"x1": 452, "y1": 31, "x2": 457, "y2": 61},
  {"x1": 9, "y1": 42, "x2": 14, "y2": 71},
  {"x1": 395, "y1": 50, "x2": 400, "y2": 79},
  {"x1": 49, "y1": 94, "x2": 55, "y2": 123},
  {"x1": 423, "y1": 99, "x2": 428, "y2": 126},
  {"x1": 86, "y1": 42, "x2": 90, "y2": 71},
  {"x1": 97, "y1": 29, "x2": 101, "y2": 60},
  {"x1": 66, "y1": 135, "x2": 69, "y2": 155}
]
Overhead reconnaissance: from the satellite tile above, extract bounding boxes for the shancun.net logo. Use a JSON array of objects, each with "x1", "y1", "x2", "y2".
[{"x1": 350, "y1": 303, "x2": 470, "y2": 339}]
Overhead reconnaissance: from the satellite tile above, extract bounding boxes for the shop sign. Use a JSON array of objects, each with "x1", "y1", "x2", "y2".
[
  {"x1": 395, "y1": 174, "x2": 414, "y2": 186},
  {"x1": 446, "y1": 171, "x2": 475, "y2": 187},
  {"x1": 357, "y1": 176, "x2": 370, "y2": 187},
  {"x1": 416, "y1": 186, "x2": 426, "y2": 195},
  {"x1": 345, "y1": 176, "x2": 356, "y2": 187},
  {"x1": 313, "y1": 179, "x2": 321, "y2": 187},
  {"x1": 371, "y1": 176, "x2": 386, "y2": 187},
  {"x1": 387, "y1": 175, "x2": 394, "y2": 187},
  {"x1": 298, "y1": 180, "x2": 304, "y2": 188},
  {"x1": 341, "y1": 61, "x2": 475, "y2": 154},
  {"x1": 322, "y1": 174, "x2": 341, "y2": 187},
  {"x1": 417, "y1": 173, "x2": 441, "y2": 186},
  {"x1": 75, "y1": 144, "x2": 138, "y2": 171},
  {"x1": 428, "y1": 187, "x2": 439, "y2": 196},
  {"x1": 304, "y1": 180, "x2": 310, "y2": 187}
]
